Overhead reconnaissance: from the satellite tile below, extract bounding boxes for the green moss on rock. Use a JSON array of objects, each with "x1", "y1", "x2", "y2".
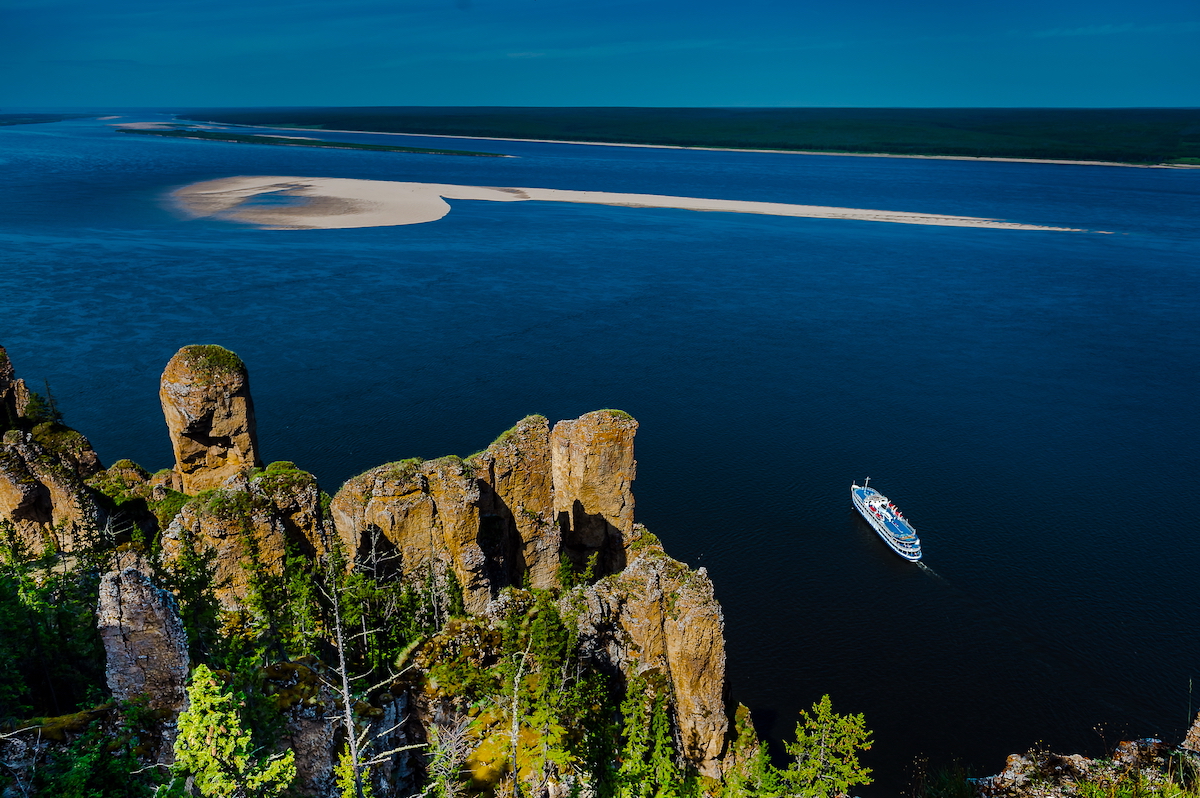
[
  {"x1": 86, "y1": 460, "x2": 151, "y2": 506},
  {"x1": 179, "y1": 345, "x2": 246, "y2": 380},
  {"x1": 188, "y1": 488, "x2": 262, "y2": 521},
  {"x1": 252, "y1": 461, "x2": 316, "y2": 495},
  {"x1": 31, "y1": 422, "x2": 91, "y2": 462},
  {"x1": 148, "y1": 489, "x2": 189, "y2": 528},
  {"x1": 489, "y1": 415, "x2": 548, "y2": 448}
]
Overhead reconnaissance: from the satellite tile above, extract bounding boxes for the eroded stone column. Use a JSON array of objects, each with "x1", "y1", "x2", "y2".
[{"x1": 160, "y1": 345, "x2": 259, "y2": 493}]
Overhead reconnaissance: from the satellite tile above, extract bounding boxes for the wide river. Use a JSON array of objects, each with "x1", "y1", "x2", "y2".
[{"x1": 2, "y1": 115, "x2": 1198, "y2": 793}]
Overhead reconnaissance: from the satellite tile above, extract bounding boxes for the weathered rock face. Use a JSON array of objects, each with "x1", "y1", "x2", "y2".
[
  {"x1": 468, "y1": 415, "x2": 558, "y2": 590},
  {"x1": 551, "y1": 410, "x2": 638, "y2": 576},
  {"x1": 160, "y1": 345, "x2": 260, "y2": 494},
  {"x1": 332, "y1": 456, "x2": 492, "y2": 613},
  {"x1": 96, "y1": 567, "x2": 189, "y2": 713},
  {"x1": 571, "y1": 527, "x2": 730, "y2": 778},
  {"x1": 0, "y1": 430, "x2": 101, "y2": 553},
  {"x1": 160, "y1": 463, "x2": 330, "y2": 609}
]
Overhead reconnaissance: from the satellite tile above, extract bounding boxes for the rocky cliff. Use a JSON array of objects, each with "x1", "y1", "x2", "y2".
[
  {"x1": 0, "y1": 343, "x2": 736, "y2": 796},
  {"x1": 0, "y1": 346, "x2": 104, "y2": 553},
  {"x1": 160, "y1": 461, "x2": 331, "y2": 609},
  {"x1": 572, "y1": 526, "x2": 730, "y2": 778},
  {"x1": 551, "y1": 410, "x2": 638, "y2": 576},
  {"x1": 468, "y1": 415, "x2": 558, "y2": 590}
]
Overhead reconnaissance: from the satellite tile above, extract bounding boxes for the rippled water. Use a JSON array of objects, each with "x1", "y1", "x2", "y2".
[{"x1": 2, "y1": 115, "x2": 1199, "y2": 793}]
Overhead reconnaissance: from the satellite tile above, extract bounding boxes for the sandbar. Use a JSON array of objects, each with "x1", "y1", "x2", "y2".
[{"x1": 172, "y1": 175, "x2": 1084, "y2": 232}]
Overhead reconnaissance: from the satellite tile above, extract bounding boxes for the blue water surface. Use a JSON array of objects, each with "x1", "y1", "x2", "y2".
[{"x1": 2, "y1": 115, "x2": 1199, "y2": 793}]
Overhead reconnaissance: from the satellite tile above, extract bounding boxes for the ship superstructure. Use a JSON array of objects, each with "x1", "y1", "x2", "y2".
[{"x1": 851, "y1": 478, "x2": 922, "y2": 561}]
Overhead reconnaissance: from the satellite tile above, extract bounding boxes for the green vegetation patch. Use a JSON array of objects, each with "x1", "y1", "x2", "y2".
[
  {"x1": 117, "y1": 127, "x2": 507, "y2": 157},
  {"x1": 179, "y1": 344, "x2": 246, "y2": 379},
  {"x1": 31, "y1": 422, "x2": 91, "y2": 462},
  {"x1": 375, "y1": 457, "x2": 423, "y2": 483},
  {"x1": 252, "y1": 461, "x2": 316, "y2": 495},
  {"x1": 483, "y1": 415, "x2": 549, "y2": 456},
  {"x1": 86, "y1": 460, "x2": 150, "y2": 507},
  {"x1": 186, "y1": 487, "x2": 267, "y2": 526},
  {"x1": 149, "y1": 488, "x2": 190, "y2": 529}
]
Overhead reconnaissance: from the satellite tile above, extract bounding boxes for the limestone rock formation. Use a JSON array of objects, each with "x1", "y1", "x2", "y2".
[
  {"x1": 468, "y1": 415, "x2": 558, "y2": 589},
  {"x1": 0, "y1": 429, "x2": 101, "y2": 553},
  {"x1": 332, "y1": 456, "x2": 492, "y2": 613},
  {"x1": 571, "y1": 526, "x2": 730, "y2": 778},
  {"x1": 159, "y1": 463, "x2": 331, "y2": 609},
  {"x1": 551, "y1": 410, "x2": 638, "y2": 576},
  {"x1": 160, "y1": 345, "x2": 260, "y2": 494},
  {"x1": 96, "y1": 567, "x2": 189, "y2": 713}
]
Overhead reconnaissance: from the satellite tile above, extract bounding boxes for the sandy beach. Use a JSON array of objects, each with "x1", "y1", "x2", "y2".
[{"x1": 172, "y1": 176, "x2": 1085, "y2": 231}]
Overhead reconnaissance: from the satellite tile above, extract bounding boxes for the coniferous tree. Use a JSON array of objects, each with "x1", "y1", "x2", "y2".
[
  {"x1": 170, "y1": 665, "x2": 296, "y2": 798},
  {"x1": 778, "y1": 694, "x2": 872, "y2": 798}
]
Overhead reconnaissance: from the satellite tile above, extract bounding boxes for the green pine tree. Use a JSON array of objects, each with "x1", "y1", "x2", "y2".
[
  {"x1": 170, "y1": 665, "x2": 296, "y2": 798},
  {"x1": 778, "y1": 694, "x2": 873, "y2": 798}
]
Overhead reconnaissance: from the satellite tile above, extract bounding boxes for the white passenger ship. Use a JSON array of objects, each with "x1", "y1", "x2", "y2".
[{"x1": 851, "y1": 478, "x2": 922, "y2": 561}]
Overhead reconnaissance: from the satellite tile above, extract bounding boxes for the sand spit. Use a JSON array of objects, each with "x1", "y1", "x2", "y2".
[{"x1": 172, "y1": 175, "x2": 1084, "y2": 231}]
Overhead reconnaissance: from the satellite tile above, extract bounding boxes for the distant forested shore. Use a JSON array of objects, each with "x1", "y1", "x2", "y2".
[{"x1": 181, "y1": 107, "x2": 1200, "y2": 165}]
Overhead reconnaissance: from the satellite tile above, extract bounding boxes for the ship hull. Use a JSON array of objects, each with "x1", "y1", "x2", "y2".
[{"x1": 852, "y1": 483, "x2": 922, "y2": 561}]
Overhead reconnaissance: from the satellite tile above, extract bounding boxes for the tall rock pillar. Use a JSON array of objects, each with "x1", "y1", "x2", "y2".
[
  {"x1": 551, "y1": 410, "x2": 638, "y2": 576},
  {"x1": 97, "y1": 567, "x2": 190, "y2": 714},
  {"x1": 160, "y1": 345, "x2": 260, "y2": 494}
]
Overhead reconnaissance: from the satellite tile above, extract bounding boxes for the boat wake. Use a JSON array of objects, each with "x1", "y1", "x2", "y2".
[{"x1": 916, "y1": 561, "x2": 946, "y2": 582}]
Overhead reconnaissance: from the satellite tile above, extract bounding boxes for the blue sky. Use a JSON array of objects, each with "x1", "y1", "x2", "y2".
[{"x1": 2, "y1": 0, "x2": 1197, "y2": 107}]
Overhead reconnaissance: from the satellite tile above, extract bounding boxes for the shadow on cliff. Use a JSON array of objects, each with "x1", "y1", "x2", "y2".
[{"x1": 559, "y1": 499, "x2": 626, "y2": 578}]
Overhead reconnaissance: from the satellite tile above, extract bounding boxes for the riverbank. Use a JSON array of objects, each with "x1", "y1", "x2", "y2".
[
  {"x1": 195, "y1": 121, "x2": 1200, "y2": 169},
  {"x1": 178, "y1": 107, "x2": 1200, "y2": 167}
]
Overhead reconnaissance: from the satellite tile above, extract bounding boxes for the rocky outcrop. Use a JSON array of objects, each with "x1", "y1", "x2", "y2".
[
  {"x1": 551, "y1": 410, "x2": 638, "y2": 576},
  {"x1": 1182, "y1": 710, "x2": 1200, "y2": 754},
  {"x1": 975, "y1": 740, "x2": 1172, "y2": 798},
  {"x1": 0, "y1": 346, "x2": 104, "y2": 552},
  {"x1": 30, "y1": 421, "x2": 103, "y2": 479},
  {"x1": 159, "y1": 463, "x2": 330, "y2": 609},
  {"x1": 332, "y1": 456, "x2": 491, "y2": 614},
  {"x1": 96, "y1": 567, "x2": 189, "y2": 713},
  {"x1": 0, "y1": 344, "x2": 25, "y2": 428},
  {"x1": 160, "y1": 345, "x2": 260, "y2": 494},
  {"x1": 571, "y1": 526, "x2": 730, "y2": 778},
  {"x1": 468, "y1": 415, "x2": 558, "y2": 590},
  {"x1": 0, "y1": 429, "x2": 101, "y2": 553}
]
